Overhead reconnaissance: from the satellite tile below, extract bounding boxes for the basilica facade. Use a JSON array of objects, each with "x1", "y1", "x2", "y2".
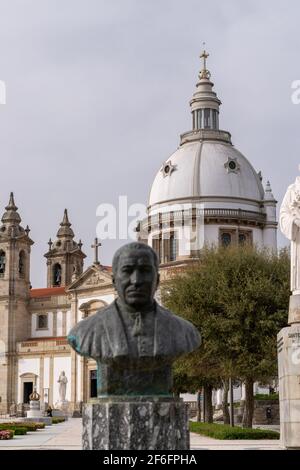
[
  {"x1": 0, "y1": 51, "x2": 277, "y2": 413},
  {"x1": 0, "y1": 198, "x2": 115, "y2": 413}
]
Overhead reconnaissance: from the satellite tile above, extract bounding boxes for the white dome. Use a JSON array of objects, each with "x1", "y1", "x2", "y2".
[{"x1": 149, "y1": 140, "x2": 264, "y2": 208}]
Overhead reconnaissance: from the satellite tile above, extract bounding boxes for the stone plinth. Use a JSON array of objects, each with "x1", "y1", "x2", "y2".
[
  {"x1": 25, "y1": 399, "x2": 52, "y2": 425},
  {"x1": 82, "y1": 396, "x2": 189, "y2": 450},
  {"x1": 26, "y1": 399, "x2": 42, "y2": 418},
  {"x1": 278, "y1": 323, "x2": 300, "y2": 449}
]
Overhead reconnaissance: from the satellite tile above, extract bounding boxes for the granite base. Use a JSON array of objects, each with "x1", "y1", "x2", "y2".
[
  {"x1": 278, "y1": 324, "x2": 300, "y2": 449},
  {"x1": 82, "y1": 396, "x2": 189, "y2": 450}
]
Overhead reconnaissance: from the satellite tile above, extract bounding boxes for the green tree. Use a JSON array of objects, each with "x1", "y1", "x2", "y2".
[{"x1": 163, "y1": 245, "x2": 290, "y2": 427}]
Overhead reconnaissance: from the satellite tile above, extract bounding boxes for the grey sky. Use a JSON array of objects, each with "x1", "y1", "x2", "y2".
[{"x1": 0, "y1": 0, "x2": 299, "y2": 287}]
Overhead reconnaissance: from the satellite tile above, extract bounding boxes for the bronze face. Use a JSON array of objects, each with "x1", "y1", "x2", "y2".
[{"x1": 113, "y1": 246, "x2": 159, "y2": 311}]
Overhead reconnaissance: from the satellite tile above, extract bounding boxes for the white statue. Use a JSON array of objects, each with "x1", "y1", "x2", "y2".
[
  {"x1": 280, "y1": 168, "x2": 300, "y2": 294},
  {"x1": 57, "y1": 371, "x2": 68, "y2": 402}
]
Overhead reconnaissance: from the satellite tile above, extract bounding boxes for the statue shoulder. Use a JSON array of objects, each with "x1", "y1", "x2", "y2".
[
  {"x1": 67, "y1": 302, "x2": 116, "y2": 356},
  {"x1": 156, "y1": 304, "x2": 201, "y2": 349}
]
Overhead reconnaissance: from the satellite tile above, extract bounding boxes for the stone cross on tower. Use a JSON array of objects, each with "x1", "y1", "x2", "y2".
[{"x1": 91, "y1": 238, "x2": 101, "y2": 265}]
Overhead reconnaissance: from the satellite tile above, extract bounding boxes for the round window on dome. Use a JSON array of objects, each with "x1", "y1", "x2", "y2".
[
  {"x1": 228, "y1": 160, "x2": 237, "y2": 171},
  {"x1": 161, "y1": 160, "x2": 176, "y2": 178}
]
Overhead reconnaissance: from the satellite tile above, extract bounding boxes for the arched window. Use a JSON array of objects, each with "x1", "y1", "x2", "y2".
[
  {"x1": 0, "y1": 250, "x2": 6, "y2": 275},
  {"x1": 53, "y1": 263, "x2": 62, "y2": 286},
  {"x1": 19, "y1": 250, "x2": 26, "y2": 277},
  {"x1": 221, "y1": 232, "x2": 231, "y2": 247}
]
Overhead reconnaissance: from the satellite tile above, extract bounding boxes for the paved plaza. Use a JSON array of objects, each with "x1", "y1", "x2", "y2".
[{"x1": 0, "y1": 418, "x2": 283, "y2": 450}]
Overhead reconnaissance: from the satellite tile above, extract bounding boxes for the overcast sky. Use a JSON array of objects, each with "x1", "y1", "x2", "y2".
[{"x1": 0, "y1": 0, "x2": 299, "y2": 287}]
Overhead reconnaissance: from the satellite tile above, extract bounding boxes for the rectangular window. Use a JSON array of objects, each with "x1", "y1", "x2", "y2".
[
  {"x1": 152, "y1": 235, "x2": 162, "y2": 263},
  {"x1": 162, "y1": 232, "x2": 177, "y2": 263},
  {"x1": 212, "y1": 110, "x2": 217, "y2": 129},
  {"x1": 170, "y1": 233, "x2": 177, "y2": 261},
  {"x1": 204, "y1": 109, "x2": 210, "y2": 128},
  {"x1": 163, "y1": 236, "x2": 170, "y2": 263},
  {"x1": 37, "y1": 314, "x2": 48, "y2": 330}
]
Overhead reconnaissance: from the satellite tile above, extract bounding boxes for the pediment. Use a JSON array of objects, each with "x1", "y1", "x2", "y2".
[{"x1": 67, "y1": 264, "x2": 113, "y2": 292}]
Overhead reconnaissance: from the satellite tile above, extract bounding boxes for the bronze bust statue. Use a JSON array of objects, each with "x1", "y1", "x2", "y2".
[{"x1": 68, "y1": 242, "x2": 201, "y2": 396}]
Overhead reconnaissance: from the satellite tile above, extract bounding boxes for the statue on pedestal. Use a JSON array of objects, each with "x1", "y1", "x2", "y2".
[
  {"x1": 67, "y1": 242, "x2": 201, "y2": 449},
  {"x1": 58, "y1": 371, "x2": 68, "y2": 402},
  {"x1": 278, "y1": 171, "x2": 300, "y2": 449},
  {"x1": 280, "y1": 169, "x2": 300, "y2": 295},
  {"x1": 68, "y1": 242, "x2": 201, "y2": 396}
]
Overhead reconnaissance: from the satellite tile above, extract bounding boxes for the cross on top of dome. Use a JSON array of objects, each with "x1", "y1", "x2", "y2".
[{"x1": 199, "y1": 43, "x2": 211, "y2": 80}]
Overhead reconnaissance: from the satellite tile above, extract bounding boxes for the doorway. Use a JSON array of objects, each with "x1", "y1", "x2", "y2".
[
  {"x1": 23, "y1": 382, "x2": 33, "y2": 403},
  {"x1": 90, "y1": 370, "x2": 97, "y2": 398}
]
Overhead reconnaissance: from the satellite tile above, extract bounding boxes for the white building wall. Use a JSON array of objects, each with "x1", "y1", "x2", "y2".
[
  {"x1": 31, "y1": 312, "x2": 53, "y2": 338},
  {"x1": 53, "y1": 356, "x2": 71, "y2": 404},
  {"x1": 44, "y1": 357, "x2": 50, "y2": 388},
  {"x1": 66, "y1": 310, "x2": 71, "y2": 335},
  {"x1": 263, "y1": 227, "x2": 277, "y2": 250},
  {"x1": 204, "y1": 225, "x2": 219, "y2": 246},
  {"x1": 252, "y1": 227, "x2": 264, "y2": 247},
  {"x1": 56, "y1": 311, "x2": 63, "y2": 337}
]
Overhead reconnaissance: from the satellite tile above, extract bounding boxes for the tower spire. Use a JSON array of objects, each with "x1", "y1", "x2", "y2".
[
  {"x1": 56, "y1": 208, "x2": 74, "y2": 239},
  {"x1": 45, "y1": 208, "x2": 86, "y2": 287},
  {"x1": 1, "y1": 192, "x2": 21, "y2": 226},
  {"x1": 6, "y1": 192, "x2": 17, "y2": 211}
]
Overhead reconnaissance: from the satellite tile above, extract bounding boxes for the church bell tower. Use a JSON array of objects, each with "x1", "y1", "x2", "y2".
[
  {"x1": 44, "y1": 209, "x2": 86, "y2": 288},
  {"x1": 0, "y1": 193, "x2": 34, "y2": 411}
]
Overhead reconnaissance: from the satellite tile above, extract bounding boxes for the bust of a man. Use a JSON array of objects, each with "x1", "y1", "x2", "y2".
[{"x1": 68, "y1": 242, "x2": 201, "y2": 396}]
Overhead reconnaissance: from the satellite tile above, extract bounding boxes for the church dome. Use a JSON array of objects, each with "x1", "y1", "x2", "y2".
[
  {"x1": 149, "y1": 139, "x2": 264, "y2": 208},
  {"x1": 148, "y1": 50, "x2": 264, "y2": 210}
]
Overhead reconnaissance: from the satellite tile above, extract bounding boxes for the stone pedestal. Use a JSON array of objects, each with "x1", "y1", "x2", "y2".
[
  {"x1": 52, "y1": 409, "x2": 68, "y2": 420},
  {"x1": 55, "y1": 400, "x2": 70, "y2": 413},
  {"x1": 278, "y1": 322, "x2": 300, "y2": 449},
  {"x1": 25, "y1": 400, "x2": 52, "y2": 425},
  {"x1": 82, "y1": 396, "x2": 189, "y2": 450}
]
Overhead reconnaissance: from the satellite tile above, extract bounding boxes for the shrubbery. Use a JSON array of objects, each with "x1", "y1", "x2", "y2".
[
  {"x1": 189, "y1": 422, "x2": 280, "y2": 440},
  {"x1": 0, "y1": 424, "x2": 27, "y2": 435},
  {"x1": 0, "y1": 430, "x2": 14, "y2": 440},
  {"x1": 52, "y1": 417, "x2": 65, "y2": 424},
  {"x1": 254, "y1": 393, "x2": 279, "y2": 401}
]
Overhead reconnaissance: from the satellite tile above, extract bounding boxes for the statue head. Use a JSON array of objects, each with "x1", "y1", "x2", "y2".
[{"x1": 112, "y1": 242, "x2": 159, "y2": 311}]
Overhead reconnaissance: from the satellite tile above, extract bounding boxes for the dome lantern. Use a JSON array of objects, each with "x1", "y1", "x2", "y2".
[{"x1": 189, "y1": 48, "x2": 222, "y2": 131}]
